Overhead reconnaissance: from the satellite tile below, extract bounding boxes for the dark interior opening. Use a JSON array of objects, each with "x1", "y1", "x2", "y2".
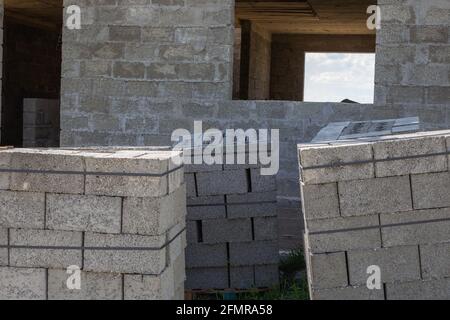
[{"x1": 1, "y1": 0, "x2": 63, "y2": 147}]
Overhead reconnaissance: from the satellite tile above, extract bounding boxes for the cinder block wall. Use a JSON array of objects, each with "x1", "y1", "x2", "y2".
[
  {"x1": 299, "y1": 131, "x2": 450, "y2": 300},
  {"x1": 0, "y1": 147, "x2": 186, "y2": 300},
  {"x1": 60, "y1": 0, "x2": 234, "y2": 146},
  {"x1": 375, "y1": 0, "x2": 450, "y2": 109},
  {"x1": 0, "y1": 0, "x2": 3, "y2": 142}
]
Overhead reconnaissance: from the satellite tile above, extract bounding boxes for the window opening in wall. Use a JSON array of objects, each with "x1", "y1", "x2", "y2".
[
  {"x1": 1, "y1": 0, "x2": 63, "y2": 147},
  {"x1": 304, "y1": 52, "x2": 375, "y2": 103}
]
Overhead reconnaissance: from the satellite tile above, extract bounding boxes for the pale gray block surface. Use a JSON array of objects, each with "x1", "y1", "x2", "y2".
[
  {"x1": 202, "y1": 218, "x2": 253, "y2": 244},
  {"x1": 0, "y1": 190, "x2": 45, "y2": 229},
  {"x1": 420, "y1": 242, "x2": 450, "y2": 279},
  {"x1": 373, "y1": 135, "x2": 448, "y2": 177},
  {"x1": 0, "y1": 151, "x2": 12, "y2": 190},
  {"x1": 411, "y1": 171, "x2": 450, "y2": 209},
  {"x1": 0, "y1": 267, "x2": 47, "y2": 300},
  {"x1": 309, "y1": 252, "x2": 348, "y2": 289},
  {"x1": 347, "y1": 246, "x2": 421, "y2": 285},
  {"x1": 9, "y1": 229, "x2": 83, "y2": 269},
  {"x1": 301, "y1": 183, "x2": 340, "y2": 220},
  {"x1": 0, "y1": 228, "x2": 7, "y2": 266},
  {"x1": 196, "y1": 170, "x2": 248, "y2": 196},
  {"x1": 312, "y1": 285, "x2": 385, "y2": 300},
  {"x1": 48, "y1": 270, "x2": 123, "y2": 300},
  {"x1": 339, "y1": 176, "x2": 412, "y2": 216},
  {"x1": 386, "y1": 279, "x2": 450, "y2": 300},
  {"x1": 380, "y1": 208, "x2": 450, "y2": 246},
  {"x1": 47, "y1": 194, "x2": 122, "y2": 234},
  {"x1": 124, "y1": 266, "x2": 175, "y2": 300},
  {"x1": 123, "y1": 185, "x2": 186, "y2": 236},
  {"x1": 83, "y1": 232, "x2": 167, "y2": 275}
]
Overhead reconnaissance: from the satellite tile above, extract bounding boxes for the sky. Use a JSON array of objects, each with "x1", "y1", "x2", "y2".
[{"x1": 304, "y1": 53, "x2": 376, "y2": 104}]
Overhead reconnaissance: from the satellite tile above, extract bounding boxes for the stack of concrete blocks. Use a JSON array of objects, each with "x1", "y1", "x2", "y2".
[
  {"x1": 23, "y1": 99, "x2": 60, "y2": 148},
  {"x1": 299, "y1": 130, "x2": 450, "y2": 300},
  {"x1": 0, "y1": 147, "x2": 186, "y2": 300},
  {"x1": 184, "y1": 139, "x2": 279, "y2": 290}
]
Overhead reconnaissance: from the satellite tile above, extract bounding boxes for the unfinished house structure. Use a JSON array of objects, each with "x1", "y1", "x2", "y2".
[{"x1": 0, "y1": 0, "x2": 449, "y2": 299}]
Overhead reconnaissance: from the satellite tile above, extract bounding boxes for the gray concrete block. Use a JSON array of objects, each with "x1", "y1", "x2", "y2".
[
  {"x1": 250, "y1": 168, "x2": 276, "y2": 192},
  {"x1": 0, "y1": 190, "x2": 45, "y2": 229},
  {"x1": 386, "y1": 279, "x2": 450, "y2": 300},
  {"x1": 312, "y1": 285, "x2": 385, "y2": 300},
  {"x1": 339, "y1": 176, "x2": 412, "y2": 217},
  {"x1": 47, "y1": 194, "x2": 122, "y2": 234},
  {"x1": 186, "y1": 267, "x2": 229, "y2": 290},
  {"x1": 411, "y1": 172, "x2": 450, "y2": 209},
  {"x1": 229, "y1": 241, "x2": 279, "y2": 266},
  {"x1": 420, "y1": 242, "x2": 450, "y2": 279},
  {"x1": 309, "y1": 252, "x2": 348, "y2": 289},
  {"x1": 380, "y1": 208, "x2": 450, "y2": 246},
  {"x1": 227, "y1": 192, "x2": 277, "y2": 218},
  {"x1": 9, "y1": 149, "x2": 85, "y2": 194},
  {"x1": 301, "y1": 183, "x2": 340, "y2": 220},
  {"x1": 0, "y1": 228, "x2": 8, "y2": 266},
  {"x1": 373, "y1": 136, "x2": 448, "y2": 177},
  {"x1": 84, "y1": 232, "x2": 167, "y2": 275},
  {"x1": 123, "y1": 185, "x2": 186, "y2": 236},
  {"x1": 254, "y1": 217, "x2": 278, "y2": 241},
  {"x1": 124, "y1": 266, "x2": 175, "y2": 300},
  {"x1": 0, "y1": 267, "x2": 46, "y2": 300},
  {"x1": 347, "y1": 246, "x2": 421, "y2": 286},
  {"x1": 202, "y1": 218, "x2": 252, "y2": 244},
  {"x1": 9, "y1": 229, "x2": 83, "y2": 269},
  {"x1": 186, "y1": 173, "x2": 197, "y2": 197},
  {"x1": 306, "y1": 215, "x2": 381, "y2": 254},
  {"x1": 0, "y1": 151, "x2": 12, "y2": 190},
  {"x1": 186, "y1": 243, "x2": 228, "y2": 268},
  {"x1": 187, "y1": 195, "x2": 226, "y2": 220},
  {"x1": 230, "y1": 266, "x2": 254, "y2": 289},
  {"x1": 196, "y1": 170, "x2": 248, "y2": 196},
  {"x1": 299, "y1": 143, "x2": 374, "y2": 184},
  {"x1": 186, "y1": 220, "x2": 199, "y2": 244},
  {"x1": 255, "y1": 265, "x2": 279, "y2": 288},
  {"x1": 48, "y1": 270, "x2": 123, "y2": 300}
]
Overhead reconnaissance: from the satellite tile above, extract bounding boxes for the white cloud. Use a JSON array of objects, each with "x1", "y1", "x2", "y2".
[{"x1": 304, "y1": 53, "x2": 375, "y2": 103}]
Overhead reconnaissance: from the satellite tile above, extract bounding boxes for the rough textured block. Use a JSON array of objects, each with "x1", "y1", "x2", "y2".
[
  {"x1": 0, "y1": 228, "x2": 8, "y2": 266},
  {"x1": 230, "y1": 266, "x2": 254, "y2": 289},
  {"x1": 386, "y1": 279, "x2": 450, "y2": 300},
  {"x1": 373, "y1": 136, "x2": 448, "y2": 177},
  {"x1": 123, "y1": 185, "x2": 186, "y2": 236},
  {"x1": 347, "y1": 246, "x2": 421, "y2": 285},
  {"x1": 46, "y1": 194, "x2": 122, "y2": 234},
  {"x1": 420, "y1": 242, "x2": 450, "y2": 279},
  {"x1": 229, "y1": 241, "x2": 279, "y2": 266},
  {"x1": 339, "y1": 176, "x2": 412, "y2": 216},
  {"x1": 380, "y1": 208, "x2": 450, "y2": 246},
  {"x1": 411, "y1": 172, "x2": 450, "y2": 209},
  {"x1": 0, "y1": 151, "x2": 12, "y2": 190},
  {"x1": 185, "y1": 173, "x2": 197, "y2": 197},
  {"x1": 255, "y1": 265, "x2": 279, "y2": 288},
  {"x1": 299, "y1": 143, "x2": 374, "y2": 184},
  {"x1": 0, "y1": 190, "x2": 45, "y2": 229},
  {"x1": 9, "y1": 229, "x2": 83, "y2": 269},
  {"x1": 226, "y1": 192, "x2": 277, "y2": 218},
  {"x1": 0, "y1": 267, "x2": 46, "y2": 300},
  {"x1": 48, "y1": 270, "x2": 122, "y2": 300},
  {"x1": 186, "y1": 243, "x2": 228, "y2": 268},
  {"x1": 124, "y1": 266, "x2": 175, "y2": 300},
  {"x1": 196, "y1": 170, "x2": 248, "y2": 196},
  {"x1": 253, "y1": 217, "x2": 278, "y2": 241},
  {"x1": 186, "y1": 220, "x2": 199, "y2": 244},
  {"x1": 84, "y1": 232, "x2": 167, "y2": 275},
  {"x1": 187, "y1": 195, "x2": 226, "y2": 220},
  {"x1": 250, "y1": 168, "x2": 276, "y2": 192},
  {"x1": 312, "y1": 286, "x2": 385, "y2": 300},
  {"x1": 309, "y1": 252, "x2": 348, "y2": 289},
  {"x1": 306, "y1": 215, "x2": 381, "y2": 253},
  {"x1": 8, "y1": 149, "x2": 85, "y2": 194},
  {"x1": 202, "y1": 218, "x2": 252, "y2": 244},
  {"x1": 301, "y1": 183, "x2": 340, "y2": 220},
  {"x1": 186, "y1": 268, "x2": 229, "y2": 290}
]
